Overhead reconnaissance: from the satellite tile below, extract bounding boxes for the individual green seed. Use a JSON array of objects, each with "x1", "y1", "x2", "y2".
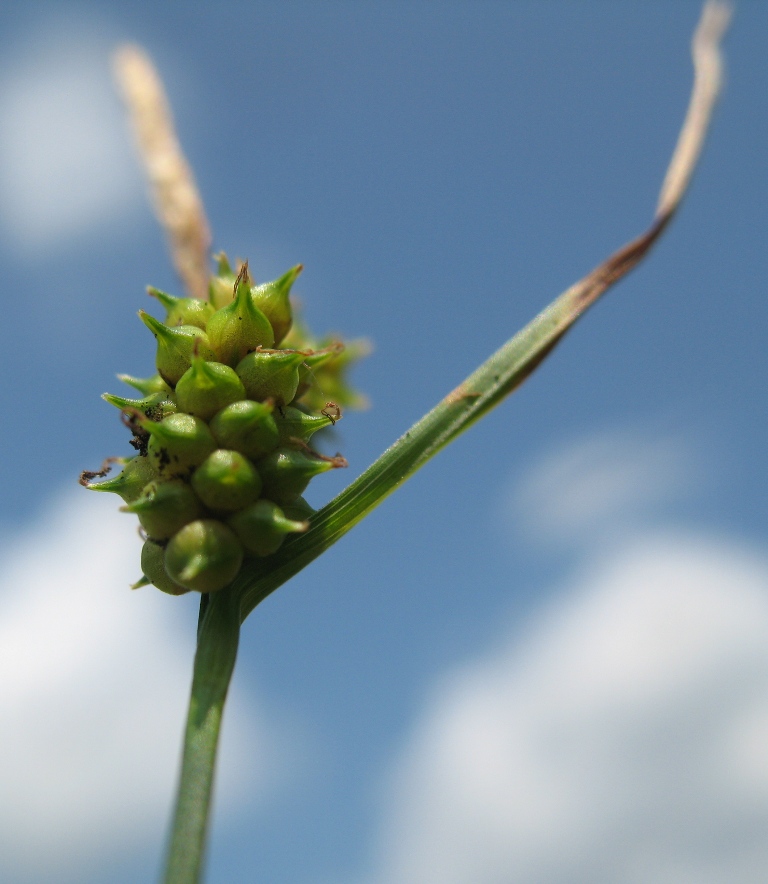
[
  {"x1": 117, "y1": 373, "x2": 174, "y2": 397},
  {"x1": 141, "y1": 539, "x2": 189, "y2": 595},
  {"x1": 148, "y1": 286, "x2": 215, "y2": 329},
  {"x1": 209, "y1": 399, "x2": 279, "y2": 459},
  {"x1": 206, "y1": 263, "x2": 274, "y2": 365},
  {"x1": 258, "y1": 446, "x2": 347, "y2": 504},
  {"x1": 235, "y1": 350, "x2": 305, "y2": 404},
  {"x1": 191, "y1": 449, "x2": 262, "y2": 512},
  {"x1": 250, "y1": 264, "x2": 302, "y2": 345},
  {"x1": 83, "y1": 455, "x2": 156, "y2": 503},
  {"x1": 227, "y1": 499, "x2": 308, "y2": 556},
  {"x1": 139, "y1": 311, "x2": 216, "y2": 386},
  {"x1": 274, "y1": 405, "x2": 338, "y2": 446},
  {"x1": 175, "y1": 355, "x2": 246, "y2": 420},
  {"x1": 121, "y1": 479, "x2": 204, "y2": 540},
  {"x1": 142, "y1": 412, "x2": 217, "y2": 478},
  {"x1": 165, "y1": 519, "x2": 243, "y2": 593}
]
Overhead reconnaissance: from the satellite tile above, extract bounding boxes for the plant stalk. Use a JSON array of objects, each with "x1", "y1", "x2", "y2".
[{"x1": 163, "y1": 586, "x2": 241, "y2": 884}]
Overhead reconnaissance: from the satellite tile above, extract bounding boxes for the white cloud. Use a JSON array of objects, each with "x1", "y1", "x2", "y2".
[
  {"x1": 0, "y1": 489, "x2": 274, "y2": 881},
  {"x1": 357, "y1": 435, "x2": 768, "y2": 884},
  {"x1": 509, "y1": 429, "x2": 693, "y2": 546},
  {"x1": 362, "y1": 535, "x2": 768, "y2": 884},
  {"x1": 0, "y1": 24, "x2": 143, "y2": 250}
]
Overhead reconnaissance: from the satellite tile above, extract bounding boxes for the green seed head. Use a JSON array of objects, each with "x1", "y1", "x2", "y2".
[
  {"x1": 84, "y1": 455, "x2": 156, "y2": 503},
  {"x1": 250, "y1": 264, "x2": 302, "y2": 346},
  {"x1": 235, "y1": 350, "x2": 305, "y2": 404},
  {"x1": 258, "y1": 446, "x2": 347, "y2": 504},
  {"x1": 141, "y1": 540, "x2": 189, "y2": 595},
  {"x1": 175, "y1": 355, "x2": 246, "y2": 420},
  {"x1": 227, "y1": 499, "x2": 308, "y2": 556},
  {"x1": 143, "y1": 412, "x2": 217, "y2": 478},
  {"x1": 206, "y1": 264, "x2": 274, "y2": 365},
  {"x1": 208, "y1": 399, "x2": 279, "y2": 459},
  {"x1": 87, "y1": 251, "x2": 359, "y2": 597},
  {"x1": 139, "y1": 311, "x2": 216, "y2": 386},
  {"x1": 121, "y1": 479, "x2": 204, "y2": 540},
  {"x1": 191, "y1": 449, "x2": 262, "y2": 512},
  {"x1": 148, "y1": 286, "x2": 215, "y2": 329},
  {"x1": 165, "y1": 519, "x2": 244, "y2": 593}
]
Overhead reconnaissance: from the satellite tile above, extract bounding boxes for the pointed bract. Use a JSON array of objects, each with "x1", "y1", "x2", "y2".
[
  {"x1": 85, "y1": 455, "x2": 156, "y2": 503},
  {"x1": 102, "y1": 390, "x2": 177, "y2": 420},
  {"x1": 118, "y1": 373, "x2": 173, "y2": 397},
  {"x1": 301, "y1": 342, "x2": 344, "y2": 370},
  {"x1": 258, "y1": 446, "x2": 347, "y2": 504},
  {"x1": 274, "y1": 405, "x2": 338, "y2": 446}
]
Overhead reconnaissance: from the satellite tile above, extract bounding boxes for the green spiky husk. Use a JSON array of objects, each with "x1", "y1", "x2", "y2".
[{"x1": 87, "y1": 255, "x2": 364, "y2": 594}]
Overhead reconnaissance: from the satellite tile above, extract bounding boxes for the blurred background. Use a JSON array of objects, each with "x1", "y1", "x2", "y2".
[{"x1": 0, "y1": 2, "x2": 766, "y2": 882}]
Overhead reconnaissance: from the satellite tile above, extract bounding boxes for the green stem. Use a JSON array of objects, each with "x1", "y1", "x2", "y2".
[{"x1": 163, "y1": 586, "x2": 241, "y2": 884}]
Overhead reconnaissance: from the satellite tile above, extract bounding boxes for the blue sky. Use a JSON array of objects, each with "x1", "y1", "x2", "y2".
[{"x1": 0, "y1": 2, "x2": 767, "y2": 882}]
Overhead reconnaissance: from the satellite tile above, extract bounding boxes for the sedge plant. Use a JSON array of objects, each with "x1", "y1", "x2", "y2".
[{"x1": 80, "y1": 4, "x2": 731, "y2": 882}]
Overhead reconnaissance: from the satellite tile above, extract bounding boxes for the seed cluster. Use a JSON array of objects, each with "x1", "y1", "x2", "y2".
[{"x1": 84, "y1": 255, "x2": 353, "y2": 595}]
